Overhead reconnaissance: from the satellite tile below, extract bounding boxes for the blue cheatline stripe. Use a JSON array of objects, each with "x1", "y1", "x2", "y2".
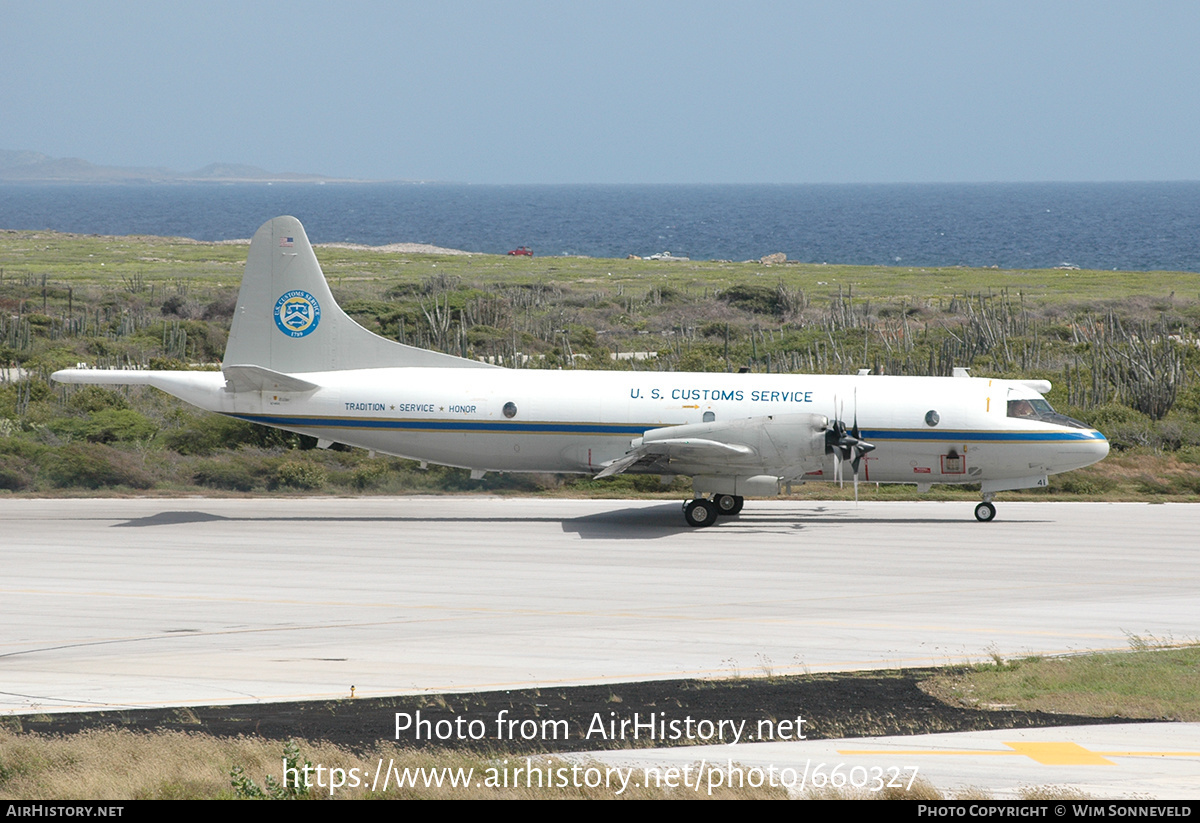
[
  {"x1": 862, "y1": 428, "x2": 1106, "y2": 443},
  {"x1": 231, "y1": 414, "x2": 1104, "y2": 443},
  {"x1": 231, "y1": 414, "x2": 652, "y2": 436}
]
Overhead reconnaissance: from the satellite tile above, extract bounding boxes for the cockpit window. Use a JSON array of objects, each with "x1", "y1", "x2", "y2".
[
  {"x1": 1007, "y1": 397, "x2": 1088, "y2": 428},
  {"x1": 1008, "y1": 398, "x2": 1050, "y2": 419}
]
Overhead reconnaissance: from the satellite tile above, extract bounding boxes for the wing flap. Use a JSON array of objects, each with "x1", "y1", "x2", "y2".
[{"x1": 222, "y1": 364, "x2": 321, "y2": 393}]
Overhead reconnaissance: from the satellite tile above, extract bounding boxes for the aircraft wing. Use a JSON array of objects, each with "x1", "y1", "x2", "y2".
[
  {"x1": 595, "y1": 437, "x2": 754, "y2": 478},
  {"x1": 596, "y1": 412, "x2": 829, "y2": 479}
]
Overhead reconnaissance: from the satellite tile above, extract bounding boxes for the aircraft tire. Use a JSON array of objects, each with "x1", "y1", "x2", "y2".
[
  {"x1": 974, "y1": 501, "x2": 997, "y2": 522},
  {"x1": 714, "y1": 494, "x2": 744, "y2": 516},
  {"x1": 684, "y1": 498, "x2": 718, "y2": 527}
]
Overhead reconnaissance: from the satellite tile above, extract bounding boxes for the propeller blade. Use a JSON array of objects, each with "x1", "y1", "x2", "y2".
[
  {"x1": 853, "y1": 451, "x2": 860, "y2": 505},
  {"x1": 826, "y1": 390, "x2": 876, "y2": 496},
  {"x1": 852, "y1": 387, "x2": 860, "y2": 439},
  {"x1": 849, "y1": 438, "x2": 876, "y2": 474}
]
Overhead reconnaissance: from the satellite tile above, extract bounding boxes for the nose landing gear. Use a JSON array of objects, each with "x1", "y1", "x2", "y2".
[{"x1": 975, "y1": 494, "x2": 997, "y2": 522}]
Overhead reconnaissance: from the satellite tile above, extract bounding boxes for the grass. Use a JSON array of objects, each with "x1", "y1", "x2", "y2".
[
  {"x1": 5, "y1": 228, "x2": 1198, "y2": 303},
  {"x1": 0, "y1": 727, "x2": 1095, "y2": 800},
  {"x1": 0, "y1": 730, "x2": 796, "y2": 799},
  {"x1": 922, "y1": 639, "x2": 1200, "y2": 721}
]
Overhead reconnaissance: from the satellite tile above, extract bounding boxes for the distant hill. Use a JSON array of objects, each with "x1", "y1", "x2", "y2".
[{"x1": 0, "y1": 150, "x2": 354, "y2": 183}]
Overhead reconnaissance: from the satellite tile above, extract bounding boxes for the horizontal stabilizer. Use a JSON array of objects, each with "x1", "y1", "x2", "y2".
[
  {"x1": 222, "y1": 364, "x2": 320, "y2": 393},
  {"x1": 51, "y1": 368, "x2": 228, "y2": 412},
  {"x1": 51, "y1": 369, "x2": 157, "y2": 386}
]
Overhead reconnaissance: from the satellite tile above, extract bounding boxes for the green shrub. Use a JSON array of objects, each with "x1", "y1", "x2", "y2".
[
  {"x1": 720, "y1": 283, "x2": 782, "y2": 314},
  {"x1": 49, "y1": 409, "x2": 158, "y2": 444},
  {"x1": 1134, "y1": 474, "x2": 1176, "y2": 495},
  {"x1": 230, "y1": 741, "x2": 312, "y2": 800},
  {"x1": 39, "y1": 444, "x2": 154, "y2": 489},
  {"x1": 192, "y1": 459, "x2": 263, "y2": 492},
  {"x1": 349, "y1": 460, "x2": 390, "y2": 490},
  {"x1": 66, "y1": 386, "x2": 131, "y2": 414},
  {"x1": 1051, "y1": 473, "x2": 1116, "y2": 495},
  {"x1": 0, "y1": 379, "x2": 53, "y2": 418},
  {"x1": 1176, "y1": 446, "x2": 1200, "y2": 465},
  {"x1": 0, "y1": 455, "x2": 32, "y2": 491},
  {"x1": 0, "y1": 435, "x2": 44, "y2": 460},
  {"x1": 274, "y1": 461, "x2": 327, "y2": 490},
  {"x1": 1154, "y1": 417, "x2": 1200, "y2": 451},
  {"x1": 164, "y1": 414, "x2": 315, "y2": 455}
]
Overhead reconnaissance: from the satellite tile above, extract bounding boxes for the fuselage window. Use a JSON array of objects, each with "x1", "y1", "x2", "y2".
[{"x1": 503, "y1": 401, "x2": 517, "y2": 419}]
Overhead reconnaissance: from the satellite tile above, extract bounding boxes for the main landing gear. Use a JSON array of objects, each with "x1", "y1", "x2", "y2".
[
  {"x1": 683, "y1": 495, "x2": 744, "y2": 527},
  {"x1": 974, "y1": 494, "x2": 997, "y2": 522},
  {"x1": 714, "y1": 494, "x2": 744, "y2": 515}
]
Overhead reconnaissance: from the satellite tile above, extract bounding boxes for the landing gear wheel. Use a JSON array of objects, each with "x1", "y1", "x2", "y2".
[
  {"x1": 714, "y1": 494, "x2": 744, "y2": 516},
  {"x1": 974, "y1": 501, "x2": 997, "y2": 522},
  {"x1": 684, "y1": 498, "x2": 718, "y2": 527}
]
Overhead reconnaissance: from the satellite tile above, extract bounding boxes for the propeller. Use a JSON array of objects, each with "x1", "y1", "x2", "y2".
[{"x1": 825, "y1": 389, "x2": 877, "y2": 503}]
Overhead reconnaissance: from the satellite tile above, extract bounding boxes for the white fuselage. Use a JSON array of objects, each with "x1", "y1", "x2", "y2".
[{"x1": 150, "y1": 367, "x2": 1109, "y2": 491}]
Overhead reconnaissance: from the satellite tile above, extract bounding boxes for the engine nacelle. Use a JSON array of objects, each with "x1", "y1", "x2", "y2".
[{"x1": 638, "y1": 412, "x2": 829, "y2": 476}]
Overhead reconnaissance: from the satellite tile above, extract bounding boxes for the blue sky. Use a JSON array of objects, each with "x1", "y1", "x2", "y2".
[{"x1": 3, "y1": 1, "x2": 1198, "y2": 183}]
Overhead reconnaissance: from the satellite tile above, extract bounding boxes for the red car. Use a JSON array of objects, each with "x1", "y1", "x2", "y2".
[{"x1": 507, "y1": 246, "x2": 533, "y2": 256}]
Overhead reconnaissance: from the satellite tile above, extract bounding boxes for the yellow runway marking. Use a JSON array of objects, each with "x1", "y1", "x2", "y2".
[{"x1": 839, "y1": 741, "x2": 1200, "y2": 765}]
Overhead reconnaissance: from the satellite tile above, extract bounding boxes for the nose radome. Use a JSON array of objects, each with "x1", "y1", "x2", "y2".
[
  {"x1": 1076, "y1": 431, "x2": 1110, "y2": 469},
  {"x1": 1055, "y1": 432, "x2": 1109, "y2": 474}
]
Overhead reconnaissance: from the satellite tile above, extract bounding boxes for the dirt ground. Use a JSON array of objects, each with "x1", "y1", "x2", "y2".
[{"x1": 7, "y1": 669, "x2": 1139, "y2": 753}]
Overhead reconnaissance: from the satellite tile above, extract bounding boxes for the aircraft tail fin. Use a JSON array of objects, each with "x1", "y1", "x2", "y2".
[{"x1": 223, "y1": 216, "x2": 493, "y2": 373}]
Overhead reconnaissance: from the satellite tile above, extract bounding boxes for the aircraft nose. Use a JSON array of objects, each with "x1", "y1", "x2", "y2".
[
  {"x1": 1054, "y1": 430, "x2": 1109, "y2": 473},
  {"x1": 1079, "y1": 430, "x2": 1110, "y2": 467}
]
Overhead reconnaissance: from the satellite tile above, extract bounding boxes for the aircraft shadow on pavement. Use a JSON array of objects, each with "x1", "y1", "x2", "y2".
[
  {"x1": 561, "y1": 503, "x2": 692, "y2": 539},
  {"x1": 110, "y1": 510, "x2": 565, "y2": 528},
  {"x1": 107, "y1": 507, "x2": 1048, "y2": 534},
  {"x1": 105, "y1": 506, "x2": 689, "y2": 537},
  {"x1": 560, "y1": 504, "x2": 1050, "y2": 538}
]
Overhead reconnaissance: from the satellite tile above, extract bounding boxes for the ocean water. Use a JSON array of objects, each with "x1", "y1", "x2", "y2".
[{"x1": 1, "y1": 181, "x2": 1198, "y2": 271}]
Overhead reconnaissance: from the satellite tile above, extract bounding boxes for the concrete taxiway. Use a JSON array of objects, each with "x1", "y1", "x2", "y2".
[{"x1": 3, "y1": 497, "x2": 1197, "y2": 714}]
